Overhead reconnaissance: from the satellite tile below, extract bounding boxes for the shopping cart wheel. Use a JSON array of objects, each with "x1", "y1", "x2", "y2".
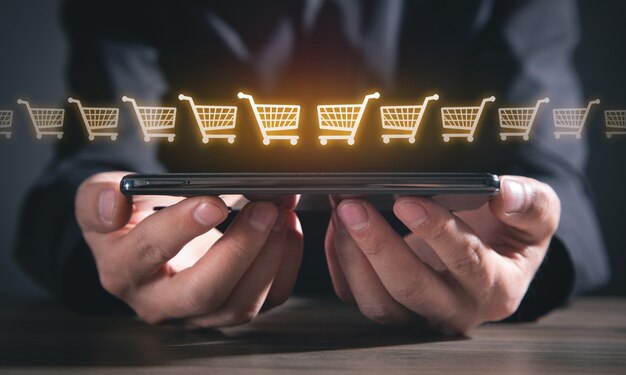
[
  {"x1": 36, "y1": 134, "x2": 42, "y2": 140},
  {"x1": 263, "y1": 139, "x2": 270, "y2": 146},
  {"x1": 57, "y1": 134, "x2": 63, "y2": 140},
  {"x1": 6, "y1": 134, "x2": 11, "y2": 139},
  {"x1": 144, "y1": 136, "x2": 151, "y2": 142},
  {"x1": 347, "y1": 138, "x2": 355, "y2": 146},
  {"x1": 523, "y1": 135, "x2": 529, "y2": 141},
  {"x1": 500, "y1": 135, "x2": 507, "y2": 141},
  {"x1": 202, "y1": 137, "x2": 209, "y2": 144},
  {"x1": 468, "y1": 137, "x2": 474, "y2": 143},
  {"x1": 575, "y1": 134, "x2": 581, "y2": 140},
  {"x1": 111, "y1": 135, "x2": 118, "y2": 141},
  {"x1": 320, "y1": 138, "x2": 328, "y2": 146},
  {"x1": 607, "y1": 133, "x2": 612, "y2": 139},
  {"x1": 409, "y1": 137, "x2": 416, "y2": 144},
  {"x1": 228, "y1": 137, "x2": 235, "y2": 144},
  {"x1": 168, "y1": 136, "x2": 175, "y2": 143},
  {"x1": 383, "y1": 137, "x2": 390, "y2": 144},
  {"x1": 88, "y1": 135, "x2": 95, "y2": 141},
  {"x1": 555, "y1": 134, "x2": 561, "y2": 140},
  {"x1": 290, "y1": 138, "x2": 298, "y2": 146}
]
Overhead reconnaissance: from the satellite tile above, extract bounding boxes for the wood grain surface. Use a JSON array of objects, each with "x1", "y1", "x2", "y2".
[{"x1": 1, "y1": 297, "x2": 625, "y2": 374}]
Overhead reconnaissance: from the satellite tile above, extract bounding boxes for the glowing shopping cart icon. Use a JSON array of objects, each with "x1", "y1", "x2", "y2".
[
  {"x1": 604, "y1": 110, "x2": 626, "y2": 139},
  {"x1": 0, "y1": 110, "x2": 13, "y2": 139},
  {"x1": 553, "y1": 99, "x2": 600, "y2": 139},
  {"x1": 498, "y1": 98, "x2": 550, "y2": 141},
  {"x1": 380, "y1": 94, "x2": 439, "y2": 144},
  {"x1": 68, "y1": 98, "x2": 119, "y2": 141},
  {"x1": 238, "y1": 92, "x2": 300, "y2": 146},
  {"x1": 17, "y1": 99, "x2": 65, "y2": 140},
  {"x1": 122, "y1": 96, "x2": 176, "y2": 143},
  {"x1": 318, "y1": 92, "x2": 380, "y2": 145},
  {"x1": 441, "y1": 96, "x2": 495, "y2": 143},
  {"x1": 179, "y1": 94, "x2": 237, "y2": 144}
]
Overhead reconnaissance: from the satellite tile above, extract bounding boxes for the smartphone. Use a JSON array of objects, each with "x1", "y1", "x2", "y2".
[{"x1": 120, "y1": 173, "x2": 500, "y2": 211}]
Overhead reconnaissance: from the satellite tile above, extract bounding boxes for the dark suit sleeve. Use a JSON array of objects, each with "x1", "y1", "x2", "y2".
[
  {"x1": 476, "y1": 0, "x2": 610, "y2": 320},
  {"x1": 14, "y1": 0, "x2": 167, "y2": 311}
]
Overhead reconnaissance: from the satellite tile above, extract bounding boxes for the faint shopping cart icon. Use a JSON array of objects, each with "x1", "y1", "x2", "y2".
[
  {"x1": 122, "y1": 96, "x2": 176, "y2": 143},
  {"x1": 380, "y1": 94, "x2": 439, "y2": 144},
  {"x1": 553, "y1": 99, "x2": 600, "y2": 140},
  {"x1": 604, "y1": 110, "x2": 626, "y2": 139},
  {"x1": 441, "y1": 96, "x2": 495, "y2": 143},
  {"x1": 318, "y1": 92, "x2": 380, "y2": 145},
  {"x1": 238, "y1": 92, "x2": 300, "y2": 145},
  {"x1": 17, "y1": 99, "x2": 65, "y2": 140},
  {"x1": 0, "y1": 110, "x2": 13, "y2": 139},
  {"x1": 179, "y1": 94, "x2": 237, "y2": 144},
  {"x1": 498, "y1": 98, "x2": 550, "y2": 141},
  {"x1": 68, "y1": 98, "x2": 119, "y2": 141}
]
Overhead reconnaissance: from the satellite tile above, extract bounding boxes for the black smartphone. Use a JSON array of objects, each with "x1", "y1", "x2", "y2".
[{"x1": 120, "y1": 173, "x2": 500, "y2": 211}]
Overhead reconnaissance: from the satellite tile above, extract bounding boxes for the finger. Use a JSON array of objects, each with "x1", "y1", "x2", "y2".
[
  {"x1": 336, "y1": 200, "x2": 459, "y2": 323},
  {"x1": 114, "y1": 196, "x2": 229, "y2": 281},
  {"x1": 187, "y1": 210, "x2": 293, "y2": 327},
  {"x1": 394, "y1": 196, "x2": 492, "y2": 288},
  {"x1": 332, "y1": 211, "x2": 419, "y2": 326},
  {"x1": 489, "y1": 176, "x2": 561, "y2": 241},
  {"x1": 140, "y1": 202, "x2": 278, "y2": 320},
  {"x1": 324, "y1": 215, "x2": 355, "y2": 304},
  {"x1": 264, "y1": 213, "x2": 304, "y2": 310},
  {"x1": 75, "y1": 172, "x2": 133, "y2": 234}
]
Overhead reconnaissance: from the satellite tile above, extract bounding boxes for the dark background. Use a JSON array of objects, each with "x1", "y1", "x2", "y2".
[{"x1": 0, "y1": 0, "x2": 624, "y2": 300}]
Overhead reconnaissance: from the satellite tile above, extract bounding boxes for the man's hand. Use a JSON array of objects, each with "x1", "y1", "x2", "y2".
[
  {"x1": 75, "y1": 172, "x2": 303, "y2": 328},
  {"x1": 326, "y1": 176, "x2": 560, "y2": 334}
]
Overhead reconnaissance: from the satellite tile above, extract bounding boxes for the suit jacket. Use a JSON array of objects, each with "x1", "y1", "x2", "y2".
[{"x1": 15, "y1": 0, "x2": 609, "y2": 320}]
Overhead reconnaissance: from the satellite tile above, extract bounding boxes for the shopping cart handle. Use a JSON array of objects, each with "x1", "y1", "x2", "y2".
[
  {"x1": 538, "y1": 97, "x2": 550, "y2": 104},
  {"x1": 237, "y1": 92, "x2": 252, "y2": 100},
  {"x1": 16, "y1": 99, "x2": 27, "y2": 105},
  {"x1": 590, "y1": 99, "x2": 601, "y2": 105},
  {"x1": 485, "y1": 96, "x2": 496, "y2": 102},
  {"x1": 178, "y1": 94, "x2": 192, "y2": 102},
  {"x1": 67, "y1": 97, "x2": 79, "y2": 104},
  {"x1": 121, "y1": 96, "x2": 135, "y2": 103},
  {"x1": 426, "y1": 94, "x2": 440, "y2": 101},
  {"x1": 368, "y1": 92, "x2": 381, "y2": 100}
]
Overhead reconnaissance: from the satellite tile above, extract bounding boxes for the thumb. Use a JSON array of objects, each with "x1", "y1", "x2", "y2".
[
  {"x1": 489, "y1": 176, "x2": 561, "y2": 239},
  {"x1": 75, "y1": 172, "x2": 133, "y2": 234}
]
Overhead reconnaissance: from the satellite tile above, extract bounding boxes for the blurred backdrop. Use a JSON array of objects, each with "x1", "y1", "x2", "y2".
[{"x1": 0, "y1": 0, "x2": 624, "y2": 299}]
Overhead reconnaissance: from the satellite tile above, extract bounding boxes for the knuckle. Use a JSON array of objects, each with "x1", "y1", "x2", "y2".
[
  {"x1": 360, "y1": 233, "x2": 388, "y2": 256},
  {"x1": 226, "y1": 236, "x2": 254, "y2": 263},
  {"x1": 390, "y1": 279, "x2": 429, "y2": 307},
  {"x1": 177, "y1": 280, "x2": 219, "y2": 316},
  {"x1": 135, "y1": 230, "x2": 169, "y2": 269},
  {"x1": 224, "y1": 307, "x2": 259, "y2": 326},
  {"x1": 360, "y1": 304, "x2": 396, "y2": 326},
  {"x1": 448, "y1": 237, "x2": 483, "y2": 277},
  {"x1": 428, "y1": 218, "x2": 456, "y2": 244}
]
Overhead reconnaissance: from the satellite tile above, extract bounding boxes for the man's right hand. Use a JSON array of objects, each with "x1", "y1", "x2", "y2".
[{"x1": 75, "y1": 172, "x2": 303, "y2": 328}]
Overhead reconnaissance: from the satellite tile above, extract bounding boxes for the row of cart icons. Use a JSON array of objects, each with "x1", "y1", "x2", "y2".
[{"x1": 1, "y1": 94, "x2": 624, "y2": 144}]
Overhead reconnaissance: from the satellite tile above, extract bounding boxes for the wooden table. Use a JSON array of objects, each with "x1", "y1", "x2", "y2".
[{"x1": 1, "y1": 297, "x2": 625, "y2": 374}]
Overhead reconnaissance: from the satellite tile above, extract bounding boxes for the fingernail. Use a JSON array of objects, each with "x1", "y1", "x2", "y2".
[
  {"x1": 504, "y1": 179, "x2": 526, "y2": 213},
  {"x1": 98, "y1": 189, "x2": 116, "y2": 225},
  {"x1": 272, "y1": 211, "x2": 288, "y2": 232},
  {"x1": 397, "y1": 201, "x2": 428, "y2": 227},
  {"x1": 338, "y1": 202, "x2": 369, "y2": 231},
  {"x1": 249, "y1": 203, "x2": 278, "y2": 231},
  {"x1": 194, "y1": 202, "x2": 224, "y2": 226}
]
